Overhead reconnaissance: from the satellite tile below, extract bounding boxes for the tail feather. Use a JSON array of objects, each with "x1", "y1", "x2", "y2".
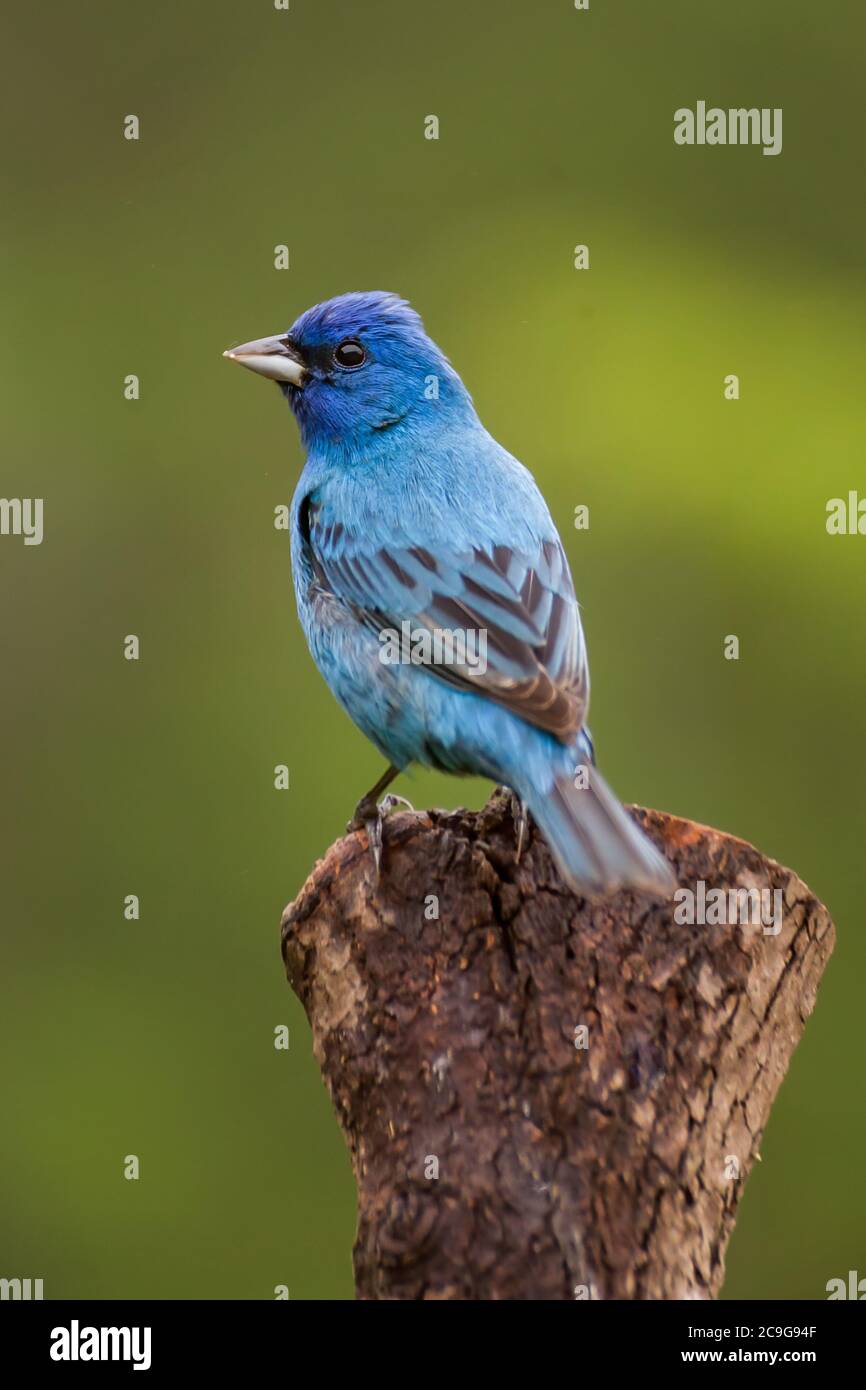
[{"x1": 526, "y1": 764, "x2": 676, "y2": 898}]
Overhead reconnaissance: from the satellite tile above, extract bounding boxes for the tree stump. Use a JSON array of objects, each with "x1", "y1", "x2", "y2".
[{"x1": 280, "y1": 791, "x2": 834, "y2": 1300}]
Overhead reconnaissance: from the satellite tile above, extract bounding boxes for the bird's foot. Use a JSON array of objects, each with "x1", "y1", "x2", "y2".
[
  {"x1": 347, "y1": 793, "x2": 415, "y2": 879},
  {"x1": 379, "y1": 793, "x2": 414, "y2": 816}
]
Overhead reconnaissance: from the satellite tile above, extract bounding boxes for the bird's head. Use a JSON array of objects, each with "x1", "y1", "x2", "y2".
[{"x1": 223, "y1": 291, "x2": 473, "y2": 449}]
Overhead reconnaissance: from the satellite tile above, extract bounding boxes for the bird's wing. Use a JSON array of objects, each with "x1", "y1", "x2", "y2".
[{"x1": 303, "y1": 500, "x2": 587, "y2": 743}]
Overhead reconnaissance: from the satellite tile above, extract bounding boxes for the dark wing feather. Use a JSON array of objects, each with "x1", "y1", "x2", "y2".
[{"x1": 304, "y1": 503, "x2": 587, "y2": 743}]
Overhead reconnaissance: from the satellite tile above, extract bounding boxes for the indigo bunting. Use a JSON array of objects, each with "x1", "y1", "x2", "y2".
[{"x1": 224, "y1": 292, "x2": 674, "y2": 897}]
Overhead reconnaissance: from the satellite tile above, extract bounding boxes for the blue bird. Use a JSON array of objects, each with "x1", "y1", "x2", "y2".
[{"x1": 224, "y1": 292, "x2": 674, "y2": 897}]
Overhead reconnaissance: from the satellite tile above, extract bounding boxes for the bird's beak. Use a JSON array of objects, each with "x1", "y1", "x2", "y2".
[{"x1": 222, "y1": 333, "x2": 306, "y2": 386}]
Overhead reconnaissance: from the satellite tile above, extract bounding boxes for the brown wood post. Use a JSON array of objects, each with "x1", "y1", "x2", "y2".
[{"x1": 281, "y1": 792, "x2": 834, "y2": 1300}]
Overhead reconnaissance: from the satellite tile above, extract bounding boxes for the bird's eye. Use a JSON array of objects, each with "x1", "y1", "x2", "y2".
[{"x1": 333, "y1": 339, "x2": 366, "y2": 369}]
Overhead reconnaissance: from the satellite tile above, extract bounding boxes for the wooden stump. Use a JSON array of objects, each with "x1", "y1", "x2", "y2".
[{"x1": 281, "y1": 791, "x2": 834, "y2": 1300}]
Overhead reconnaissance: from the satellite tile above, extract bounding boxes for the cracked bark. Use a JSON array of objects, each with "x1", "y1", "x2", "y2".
[{"x1": 281, "y1": 791, "x2": 834, "y2": 1300}]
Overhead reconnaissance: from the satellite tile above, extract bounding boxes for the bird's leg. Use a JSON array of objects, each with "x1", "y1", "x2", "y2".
[
  {"x1": 347, "y1": 765, "x2": 400, "y2": 831},
  {"x1": 347, "y1": 765, "x2": 412, "y2": 878},
  {"x1": 508, "y1": 788, "x2": 530, "y2": 863}
]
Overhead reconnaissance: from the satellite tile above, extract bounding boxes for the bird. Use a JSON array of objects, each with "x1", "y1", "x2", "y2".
[{"x1": 224, "y1": 291, "x2": 675, "y2": 898}]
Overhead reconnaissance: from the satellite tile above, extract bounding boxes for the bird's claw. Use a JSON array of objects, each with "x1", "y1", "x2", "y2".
[
  {"x1": 508, "y1": 789, "x2": 529, "y2": 863},
  {"x1": 347, "y1": 793, "x2": 415, "y2": 880}
]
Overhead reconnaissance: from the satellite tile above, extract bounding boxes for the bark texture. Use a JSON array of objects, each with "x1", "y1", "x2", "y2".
[{"x1": 281, "y1": 791, "x2": 834, "y2": 1300}]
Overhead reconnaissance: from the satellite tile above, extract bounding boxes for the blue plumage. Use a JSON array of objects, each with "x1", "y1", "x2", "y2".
[{"x1": 225, "y1": 292, "x2": 674, "y2": 897}]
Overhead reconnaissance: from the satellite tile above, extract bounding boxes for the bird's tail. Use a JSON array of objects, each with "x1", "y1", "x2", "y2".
[{"x1": 526, "y1": 761, "x2": 676, "y2": 899}]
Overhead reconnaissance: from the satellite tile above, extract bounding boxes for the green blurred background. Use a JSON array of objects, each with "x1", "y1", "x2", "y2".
[{"x1": 2, "y1": 0, "x2": 863, "y2": 1299}]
